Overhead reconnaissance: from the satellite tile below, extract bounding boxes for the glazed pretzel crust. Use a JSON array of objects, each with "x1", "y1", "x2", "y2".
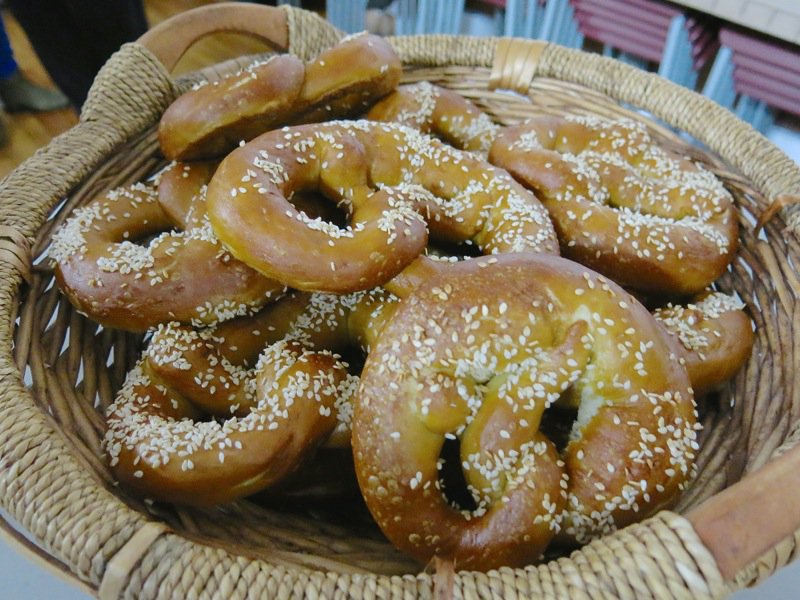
[
  {"x1": 490, "y1": 115, "x2": 738, "y2": 295},
  {"x1": 159, "y1": 33, "x2": 402, "y2": 161},
  {"x1": 367, "y1": 81, "x2": 500, "y2": 154},
  {"x1": 157, "y1": 160, "x2": 218, "y2": 229},
  {"x1": 353, "y1": 253, "x2": 698, "y2": 570},
  {"x1": 105, "y1": 345, "x2": 348, "y2": 506},
  {"x1": 146, "y1": 288, "x2": 398, "y2": 448},
  {"x1": 105, "y1": 287, "x2": 398, "y2": 505},
  {"x1": 206, "y1": 120, "x2": 558, "y2": 293},
  {"x1": 51, "y1": 182, "x2": 283, "y2": 331},
  {"x1": 654, "y1": 291, "x2": 754, "y2": 396}
]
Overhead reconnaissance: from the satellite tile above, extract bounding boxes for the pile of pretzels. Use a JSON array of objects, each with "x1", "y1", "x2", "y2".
[{"x1": 50, "y1": 33, "x2": 754, "y2": 571}]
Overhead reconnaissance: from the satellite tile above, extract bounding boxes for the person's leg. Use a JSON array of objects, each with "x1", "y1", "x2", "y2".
[
  {"x1": 3, "y1": 0, "x2": 145, "y2": 109},
  {"x1": 0, "y1": 12, "x2": 70, "y2": 112},
  {"x1": 0, "y1": 16, "x2": 19, "y2": 80},
  {"x1": 66, "y1": 0, "x2": 148, "y2": 71},
  {"x1": 0, "y1": 20, "x2": 11, "y2": 145}
]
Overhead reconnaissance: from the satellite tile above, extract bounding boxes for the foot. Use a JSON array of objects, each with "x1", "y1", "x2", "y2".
[{"x1": 0, "y1": 71, "x2": 70, "y2": 113}]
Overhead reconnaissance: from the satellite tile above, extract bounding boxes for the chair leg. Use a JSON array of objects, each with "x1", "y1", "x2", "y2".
[
  {"x1": 504, "y1": 0, "x2": 541, "y2": 38},
  {"x1": 452, "y1": 0, "x2": 466, "y2": 33},
  {"x1": 617, "y1": 52, "x2": 650, "y2": 70},
  {"x1": 552, "y1": 0, "x2": 568, "y2": 44},
  {"x1": 395, "y1": 0, "x2": 415, "y2": 35},
  {"x1": 523, "y1": 0, "x2": 539, "y2": 38},
  {"x1": 658, "y1": 14, "x2": 699, "y2": 88},
  {"x1": 735, "y1": 95, "x2": 757, "y2": 123},
  {"x1": 325, "y1": 0, "x2": 368, "y2": 33},
  {"x1": 414, "y1": 0, "x2": 429, "y2": 33},
  {"x1": 752, "y1": 101, "x2": 774, "y2": 133},
  {"x1": 737, "y1": 96, "x2": 775, "y2": 133},
  {"x1": 702, "y1": 46, "x2": 736, "y2": 109},
  {"x1": 539, "y1": 0, "x2": 560, "y2": 41},
  {"x1": 428, "y1": 0, "x2": 465, "y2": 33},
  {"x1": 563, "y1": 1, "x2": 581, "y2": 47}
]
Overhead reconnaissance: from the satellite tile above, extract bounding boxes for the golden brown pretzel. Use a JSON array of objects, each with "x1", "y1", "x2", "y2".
[
  {"x1": 50, "y1": 182, "x2": 283, "y2": 331},
  {"x1": 157, "y1": 160, "x2": 345, "y2": 230},
  {"x1": 146, "y1": 287, "x2": 399, "y2": 449},
  {"x1": 353, "y1": 253, "x2": 697, "y2": 570},
  {"x1": 489, "y1": 115, "x2": 738, "y2": 295},
  {"x1": 159, "y1": 33, "x2": 401, "y2": 161},
  {"x1": 104, "y1": 343, "x2": 348, "y2": 506},
  {"x1": 654, "y1": 291, "x2": 754, "y2": 396},
  {"x1": 206, "y1": 120, "x2": 558, "y2": 293},
  {"x1": 156, "y1": 160, "x2": 218, "y2": 229},
  {"x1": 367, "y1": 81, "x2": 500, "y2": 154}
]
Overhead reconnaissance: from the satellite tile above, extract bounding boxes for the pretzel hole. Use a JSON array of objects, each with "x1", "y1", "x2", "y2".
[
  {"x1": 288, "y1": 190, "x2": 348, "y2": 229},
  {"x1": 539, "y1": 406, "x2": 579, "y2": 453},
  {"x1": 425, "y1": 238, "x2": 483, "y2": 261},
  {"x1": 437, "y1": 435, "x2": 478, "y2": 512},
  {"x1": 336, "y1": 344, "x2": 366, "y2": 377}
]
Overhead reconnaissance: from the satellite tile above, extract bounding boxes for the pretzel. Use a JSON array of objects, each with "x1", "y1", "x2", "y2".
[
  {"x1": 158, "y1": 160, "x2": 345, "y2": 230},
  {"x1": 104, "y1": 343, "x2": 348, "y2": 506},
  {"x1": 654, "y1": 291, "x2": 754, "y2": 396},
  {"x1": 50, "y1": 182, "x2": 283, "y2": 331},
  {"x1": 353, "y1": 253, "x2": 698, "y2": 570},
  {"x1": 206, "y1": 120, "x2": 558, "y2": 293},
  {"x1": 156, "y1": 160, "x2": 217, "y2": 229},
  {"x1": 366, "y1": 81, "x2": 500, "y2": 154},
  {"x1": 104, "y1": 287, "x2": 396, "y2": 504},
  {"x1": 159, "y1": 33, "x2": 402, "y2": 161},
  {"x1": 489, "y1": 115, "x2": 738, "y2": 295},
  {"x1": 145, "y1": 287, "x2": 398, "y2": 450}
]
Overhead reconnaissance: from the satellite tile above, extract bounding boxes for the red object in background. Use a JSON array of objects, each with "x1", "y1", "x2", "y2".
[
  {"x1": 577, "y1": 0, "x2": 677, "y2": 31},
  {"x1": 734, "y1": 54, "x2": 800, "y2": 88},
  {"x1": 720, "y1": 28, "x2": 800, "y2": 72},
  {"x1": 719, "y1": 27, "x2": 800, "y2": 117},
  {"x1": 578, "y1": 19, "x2": 664, "y2": 61},
  {"x1": 571, "y1": 0, "x2": 718, "y2": 70}
]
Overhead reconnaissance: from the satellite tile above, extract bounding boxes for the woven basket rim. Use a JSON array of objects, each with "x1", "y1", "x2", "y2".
[{"x1": 0, "y1": 4, "x2": 797, "y2": 598}]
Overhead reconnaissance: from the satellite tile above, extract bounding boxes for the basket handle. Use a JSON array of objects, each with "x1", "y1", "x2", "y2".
[
  {"x1": 687, "y1": 442, "x2": 800, "y2": 579},
  {"x1": 137, "y1": 2, "x2": 289, "y2": 71},
  {"x1": 756, "y1": 193, "x2": 800, "y2": 233}
]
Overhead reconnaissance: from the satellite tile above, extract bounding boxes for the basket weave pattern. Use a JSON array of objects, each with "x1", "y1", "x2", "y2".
[{"x1": 0, "y1": 6, "x2": 799, "y2": 598}]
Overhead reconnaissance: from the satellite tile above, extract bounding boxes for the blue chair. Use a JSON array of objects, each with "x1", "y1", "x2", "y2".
[
  {"x1": 658, "y1": 15, "x2": 698, "y2": 89},
  {"x1": 702, "y1": 46, "x2": 775, "y2": 133},
  {"x1": 538, "y1": 0, "x2": 583, "y2": 46},
  {"x1": 502, "y1": 0, "x2": 542, "y2": 38},
  {"x1": 502, "y1": 0, "x2": 583, "y2": 47},
  {"x1": 702, "y1": 46, "x2": 737, "y2": 108},
  {"x1": 326, "y1": 0, "x2": 370, "y2": 33},
  {"x1": 395, "y1": 0, "x2": 466, "y2": 34}
]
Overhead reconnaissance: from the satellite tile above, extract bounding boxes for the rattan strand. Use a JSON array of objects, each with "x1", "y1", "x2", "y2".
[{"x1": 0, "y1": 4, "x2": 797, "y2": 597}]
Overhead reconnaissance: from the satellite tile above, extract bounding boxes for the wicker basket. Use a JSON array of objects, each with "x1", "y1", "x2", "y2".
[{"x1": 1, "y1": 3, "x2": 800, "y2": 598}]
